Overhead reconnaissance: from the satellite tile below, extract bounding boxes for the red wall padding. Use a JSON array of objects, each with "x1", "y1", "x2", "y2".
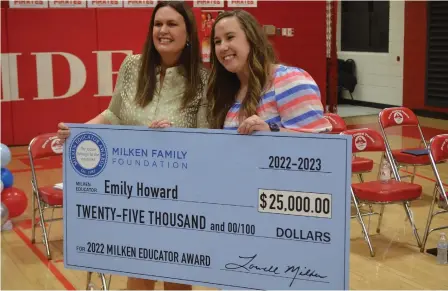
[
  {"x1": 1, "y1": 2, "x2": 327, "y2": 146},
  {"x1": 1, "y1": 8, "x2": 14, "y2": 145},
  {"x1": 96, "y1": 8, "x2": 154, "y2": 111},
  {"x1": 245, "y1": 0, "x2": 327, "y2": 98},
  {"x1": 7, "y1": 8, "x2": 100, "y2": 145}
]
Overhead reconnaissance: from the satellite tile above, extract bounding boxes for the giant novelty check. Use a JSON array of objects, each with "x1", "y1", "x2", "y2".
[{"x1": 63, "y1": 124, "x2": 352, "y2": 290}]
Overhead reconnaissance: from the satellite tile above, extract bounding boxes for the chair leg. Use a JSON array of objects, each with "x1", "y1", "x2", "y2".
[
  {"x1": 31, "y1": 190, "x2": 36, "y2": 244},
  {"x1": 86, "y1": 272, "x2": 93, "y2": 290},
  {"x1": 35, "y1": 198, "x2": 52, "y2": 260},
  {"x1": 106, "y1": 274, "x2": 112, "y2": 290},
  {"x1": 376, "y1": 153, "x2": 385, "y2": 180},
  {"x1": 100, "y1": 273, "x2": 109, "y2": 291},
  {"x1": 376, "y1": 205, "x2": 385, "y2": 234},
  {"x1": 420, "y1": 185, "x2": 438, "y2": 252},
  {"x1": 357, "y1": 173, "x2": 364, "y2": 183},
  {"x1": 439, "y1": 191, "x2": 448, "y2": 210},
  {"x1": 403, "y1": 201, "x2": 422, "y2": 248},
  {"x1": 351, "y1": 188, "x2": 375, "y2": 257},
  {"x1": 410, "y1": 165, "x2": 417, "y2": 184},
  {"x1": 86, "y1": 272, "x2": 111, "y2": 291}
]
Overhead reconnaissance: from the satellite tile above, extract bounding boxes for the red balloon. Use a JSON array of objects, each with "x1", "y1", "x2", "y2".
[{"x1": 1, "y1": 187, "x2": 28, "y2": 218}]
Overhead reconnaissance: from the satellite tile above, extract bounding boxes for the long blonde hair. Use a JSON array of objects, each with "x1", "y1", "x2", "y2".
[{"x1": 206, "y1": 10, "x2": 277, "y2": 129}]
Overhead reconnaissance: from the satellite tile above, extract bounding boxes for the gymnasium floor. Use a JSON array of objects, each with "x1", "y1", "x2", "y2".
[{"x1": 1, "y1": 113, "x2": 448, "y2": 290}]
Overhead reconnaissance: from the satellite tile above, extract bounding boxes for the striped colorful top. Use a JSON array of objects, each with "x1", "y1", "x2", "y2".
[{"x1": 223, "y1": 64, "x2": 332, "y2": 133}]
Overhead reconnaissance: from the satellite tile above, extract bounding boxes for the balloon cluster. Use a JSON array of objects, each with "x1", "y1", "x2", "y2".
[{"x1": 1, "y1": 143, "x2": 28, "y2": 227}]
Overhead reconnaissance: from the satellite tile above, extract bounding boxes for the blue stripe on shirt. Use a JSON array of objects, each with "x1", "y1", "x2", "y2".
[{"x1": 283, "y1": 109, "x2": 323, "y2": 126}]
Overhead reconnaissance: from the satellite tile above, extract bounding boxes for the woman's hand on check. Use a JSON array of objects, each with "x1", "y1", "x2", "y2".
[{"x1": 149, "y1": 120, "x2": 172, "y2": 128}]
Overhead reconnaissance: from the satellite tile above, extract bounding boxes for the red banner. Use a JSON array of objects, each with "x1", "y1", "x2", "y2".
[{"x1": 200, "y1": 9, "x2": 223, "y2": 63}]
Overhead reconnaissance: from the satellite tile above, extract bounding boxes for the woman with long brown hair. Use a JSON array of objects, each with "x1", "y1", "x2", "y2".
[
  {"x1": 206, "y1": 10, "x2": 332, "y2": 134},
  {"x1": 57, "y1": 1, "x2": 208, "y2": 290},
  {"x1": 58, "y1": 1, "x2": 208, "y2": 134}
]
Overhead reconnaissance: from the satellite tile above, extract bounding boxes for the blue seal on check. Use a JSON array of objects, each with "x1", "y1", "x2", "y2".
[{"x1": 68, "y1": 131, "x2": 108, "y2": 178}]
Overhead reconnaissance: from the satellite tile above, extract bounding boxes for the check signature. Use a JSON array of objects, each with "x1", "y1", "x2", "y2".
[{"x1": 224, "y1": 254, "x2": 327, "y2": 287}]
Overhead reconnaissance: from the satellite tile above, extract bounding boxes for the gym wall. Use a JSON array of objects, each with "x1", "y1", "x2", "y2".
[
  {"x1": 1, "y1": 1, "x2": 327, "y2": 146},
  {"x1": 336, "y1": 0, "x2": 448, "y2": 114}
]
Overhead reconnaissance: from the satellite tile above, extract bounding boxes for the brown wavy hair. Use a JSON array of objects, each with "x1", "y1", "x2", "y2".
[
  {"x1": 206, "y1": 10, "x2": 277, "y2": 129},
  {"x1": 135, "y1": 1, "x2": 204, "y2": 108}
]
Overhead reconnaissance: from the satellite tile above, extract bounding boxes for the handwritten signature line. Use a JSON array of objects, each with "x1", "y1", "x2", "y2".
[{"x1": 220, "y1": 268, "x2": 330, "y2": 284}]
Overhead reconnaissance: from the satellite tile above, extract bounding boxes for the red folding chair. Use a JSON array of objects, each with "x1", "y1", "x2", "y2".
[
  {"x1": 28, "y1": 133, "x2": 64, "y2": 260},
  {"x1": 29, "y1": 133, "x2": 112, "y2": 289},
  {"x1": 323, "y1": 113, "x2": 373, "y2": 182},
  {"x1": 342, "y1": 128, "x2": 423, "y2": 257},
  {"x1": 344, "y1": 127, "x2": 378, "y2": 232},
  {"x1": 420, "y1": 134, "x2": 448, "y2": 252},
  {"x1": 324, "y1": 113, "x2": 347, "y2": 134},
  {"x1": 351, "y1": 128, "x2": 374, "y2": 183},
  {"x1": 378, "y1": 107, "x2": 431, "y2": 183}
]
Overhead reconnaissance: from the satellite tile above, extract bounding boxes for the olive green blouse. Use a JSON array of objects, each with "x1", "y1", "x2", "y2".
[{"x1": 101, "y1": 54, "x2": 209, "y2": 129}]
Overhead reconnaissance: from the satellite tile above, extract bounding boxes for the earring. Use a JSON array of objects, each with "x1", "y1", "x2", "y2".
[{"x1": 186, "y1": 41, "x2": 190, "y2": 47}]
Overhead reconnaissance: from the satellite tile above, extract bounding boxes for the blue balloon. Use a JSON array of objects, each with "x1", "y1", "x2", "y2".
[
  {"x1": 0, "y1": 144, "x2": 11, "y2": 167},
  {"x1": 1, "y1": 168, "x2": 13, "y2": 188}
]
